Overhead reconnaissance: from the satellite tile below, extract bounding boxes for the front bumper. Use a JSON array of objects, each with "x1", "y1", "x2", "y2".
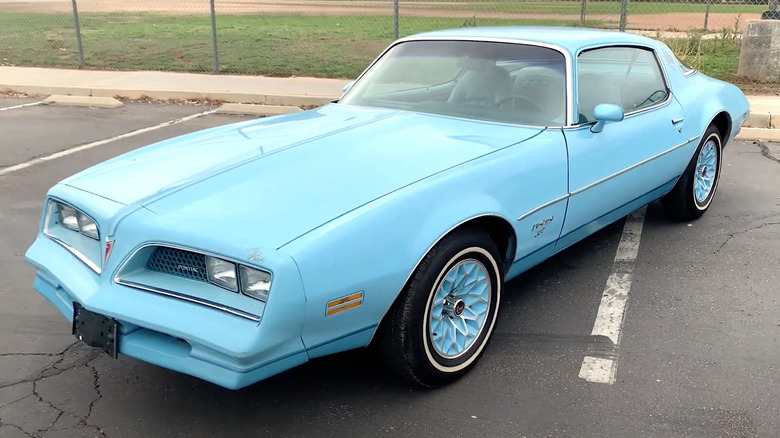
[{"x1": 26, "y1": 236, "x2": 308, "y2": 390}]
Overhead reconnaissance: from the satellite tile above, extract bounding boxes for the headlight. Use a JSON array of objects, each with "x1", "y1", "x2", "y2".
[
  {"x1": 239, "y1": 266, "x2": 271, "y2": 302},
  {"x1": 205, "y1": 256, "x2": 238, "y2": 292},
  {"x1": 77, "y1": 212, "x2": 99, "y2": 239},
  {"x1": 52, "y1": 201, "x2": 99, "y2": 240},
  {"x1": 57, "y1": 203, "x2": 79, "y2": 231},
  {"x1": 44, "y1": 200, "x2": 102, "y2": 273}
]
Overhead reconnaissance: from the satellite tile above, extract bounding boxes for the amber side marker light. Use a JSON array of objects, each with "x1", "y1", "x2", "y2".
[{"x1": 326, "y1": 291, "x2": 364, "y2": 316}]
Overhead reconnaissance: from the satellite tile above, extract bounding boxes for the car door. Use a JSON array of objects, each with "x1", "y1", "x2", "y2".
[{"x1": 559, "y1": 45, "x2": 694, "y2": 248}]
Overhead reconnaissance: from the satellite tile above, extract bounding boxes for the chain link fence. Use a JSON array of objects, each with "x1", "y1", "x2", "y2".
[{"x1": 0, "y1": 0, "x2": 771, "y2": 82}]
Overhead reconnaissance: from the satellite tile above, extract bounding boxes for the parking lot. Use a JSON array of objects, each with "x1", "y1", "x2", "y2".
[{"x1": 0, "y1": 97, "x2": 778, "y2": 438}]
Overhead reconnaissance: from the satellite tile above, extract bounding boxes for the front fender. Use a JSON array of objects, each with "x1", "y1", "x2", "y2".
[
  {"x1": 281, "y1": 129, "x2": 569, "y2": 357},
  {"x1": 284, "y1": 188, "x2": 510, "y2": 357}
]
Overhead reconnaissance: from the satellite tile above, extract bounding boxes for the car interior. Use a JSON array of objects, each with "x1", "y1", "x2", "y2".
[{"x1": 339, "y1": 40, "x2": 568, "y2": 127}]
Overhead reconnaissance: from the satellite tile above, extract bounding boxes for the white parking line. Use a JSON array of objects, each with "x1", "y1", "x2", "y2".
[
  {"x1": 0, "y1": 101, "x2": 43, "y2": 112},
  {"x1": 578, "y1": 205, "x2": 647, "y2": 384},
  {"x1": 0, "y1": 109, "x2": 217, "y2": 177}
]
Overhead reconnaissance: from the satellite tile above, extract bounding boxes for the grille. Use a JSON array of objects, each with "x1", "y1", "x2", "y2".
[{"x1": 146, "y1": 246, "x2": 208, "y2": 282}]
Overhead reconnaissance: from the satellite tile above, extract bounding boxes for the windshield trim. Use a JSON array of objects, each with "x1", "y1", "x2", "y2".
[
  {"x1": 337, "y1": 102, "x2": 557, "y2": 130},
  {"x1": 341, "y1": 36, "x2": 574, "y2": 127}
]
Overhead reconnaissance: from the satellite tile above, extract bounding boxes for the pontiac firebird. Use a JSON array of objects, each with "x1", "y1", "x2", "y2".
[{"x1": 26, "y1": 27, "x2": 749, "y2": 389}]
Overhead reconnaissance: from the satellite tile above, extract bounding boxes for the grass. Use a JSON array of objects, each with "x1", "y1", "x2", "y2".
[
  {"x1": 0, "y1": 11, "x2": 751, "y2": 83},
  {"x1": 0, "y1": 13, "x2": 592, "y2": 77},
  {"x1": 661, "y1": 24, "x2": 743, "y2": 79},
  {"x1": 302, "y1": 0, "x2": 764, "y2": 15},
  {"x1": 414, "y1": 1, "x2": 765, "y2": 15}
]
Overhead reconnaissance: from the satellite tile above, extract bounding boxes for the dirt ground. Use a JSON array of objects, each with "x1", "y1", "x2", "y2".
[{"x1": 0, "y1": 0, "x2": 757, "y2": 32}]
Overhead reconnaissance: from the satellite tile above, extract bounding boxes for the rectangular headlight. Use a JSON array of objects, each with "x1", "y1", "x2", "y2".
[
  {"x1": 77, "y1": 212, "x2": 99, "y2": 240},
  {"x1": 52, "y1": 201, "x2": 99, "y2": 240},
  {"x1": 57, "y1": 203, "x2": 79, "y2": 231},
  {"x1": 239, "y1": 266, "x2": 271, "y2": 302},
  {"x1": 44, "y1": 200, "x2": 102, "y2": 273},
  {"x1": 205, "y1": 256, "x2": 238, "y2": 292}
]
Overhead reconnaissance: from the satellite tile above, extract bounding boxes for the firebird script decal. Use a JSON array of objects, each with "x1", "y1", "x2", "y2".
[{"x1": 533, "y1": 216, "x2": 554, "y2": 237}]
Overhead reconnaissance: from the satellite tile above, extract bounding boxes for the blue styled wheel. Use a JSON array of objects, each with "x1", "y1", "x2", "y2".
[
  {"x1": 662, "y1": 125, "x2": 723, "y2": 221},
  {"x1": 694, "y1": 138, "x2": 719, "y2": 207},
  {"x1": 426, "y1": 258, "x2": 492, "y2": 361},
  {"x1": 380, "y1": 229, "x2": 503, "y2": 387}
]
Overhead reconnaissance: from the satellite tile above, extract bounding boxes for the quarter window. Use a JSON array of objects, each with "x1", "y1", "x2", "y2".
[
  {"x1": 678, "y1": 58, "x2": 696, "y2": 76},
  {"x1": 577, "y1": 47, "x2": 668, "y2": 123}
]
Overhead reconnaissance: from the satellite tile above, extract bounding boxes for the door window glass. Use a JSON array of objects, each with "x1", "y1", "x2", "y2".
[{"x1": 577, "y1": 47, "x2": 668, "y2": 123}]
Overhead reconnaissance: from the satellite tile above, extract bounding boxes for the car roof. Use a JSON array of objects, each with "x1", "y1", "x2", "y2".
[{"x1": 407, "y1": 26, "x2": 661, "y2": 54}]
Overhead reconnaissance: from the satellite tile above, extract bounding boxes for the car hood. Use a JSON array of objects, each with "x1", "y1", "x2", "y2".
[{"x1": 64, "y1": 104, "x2": 543, "y2": 249}]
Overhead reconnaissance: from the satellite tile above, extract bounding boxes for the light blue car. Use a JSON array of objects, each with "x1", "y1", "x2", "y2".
[{"x1": 26, "y1": 27, "x2": 749, "y2": 389}]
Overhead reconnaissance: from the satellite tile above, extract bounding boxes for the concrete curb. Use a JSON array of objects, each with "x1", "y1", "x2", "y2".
[
  {"x1": 744, "y1": 112, "x2": 780, "y2": 129},
  {"x1": 735, "y1": 127, "x2": 780, "y2": 142},
  {"x1": 4, "y1": 84, "x2": 334, "y2": 107},
  {"x1": 215, "y1": 103, "x2": 303, "y2": 116},
  {"x1": 42, "y1": 95, "x2": 123, "y2": 108}
]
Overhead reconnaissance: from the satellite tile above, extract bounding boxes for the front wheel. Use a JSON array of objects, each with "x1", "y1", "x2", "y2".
[
  {"x1": 662, "y1": 125, "x2": 723, "y2": 221},
  {"x1": 380, "y1": 229, "x2": 503, "y2": 387}
]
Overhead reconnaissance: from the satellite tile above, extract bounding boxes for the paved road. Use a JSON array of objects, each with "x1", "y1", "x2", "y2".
[{"x1": 0, "y1": 98, "x2": 777, "y2": 438}]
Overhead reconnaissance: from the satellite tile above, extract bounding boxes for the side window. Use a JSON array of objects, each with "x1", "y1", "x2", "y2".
[{"x1": 577, "y1": 47, "x2": 668, "y2": 123}]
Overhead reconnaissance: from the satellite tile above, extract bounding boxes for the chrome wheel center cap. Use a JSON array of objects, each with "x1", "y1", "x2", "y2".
[
  {"x1": 443, "y1": 297, "x2": 466, "y2": 317},
  {"x1": 454, "y1": 300, "x2": 465, "y2": 316}
]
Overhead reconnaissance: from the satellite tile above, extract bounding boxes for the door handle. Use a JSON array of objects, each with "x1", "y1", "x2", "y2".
[{"x1": 672, "y1": 117, "x2": 685, "y2": 125}]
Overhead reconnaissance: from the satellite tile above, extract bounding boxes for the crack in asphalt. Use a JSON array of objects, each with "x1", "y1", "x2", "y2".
[
  {"x1": 755, "y1": 141, "x2": 780, "y2": 164},
  {"x1": 32, "y1": 381, "x2": 65, "y2": 434},
  {"x1": 0, "y1": 342, "x2": 80, "y2": 390},
  {"x1": 0, "y1": 385, "x2": 33, "y2": 408},
  {"x1": 0, "y1": 342, "x2": 107, "y2": 437},
  {"x1": 81, "y1": 359, "x2": 108, "y2": 438},
  {"x1": 0, "y1": 353, "x2": 60, "y2": 357},
  {"x1": 6, "y1": 423, "x2": 35, "y2": 438},
  {"x1": 714, "y1": 220, "x2": 780, "y2": 254}
]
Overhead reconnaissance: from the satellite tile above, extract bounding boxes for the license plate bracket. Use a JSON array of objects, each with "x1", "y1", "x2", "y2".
[{"x1": 72, "y1": 302, "x2": 118, "y2": 358}]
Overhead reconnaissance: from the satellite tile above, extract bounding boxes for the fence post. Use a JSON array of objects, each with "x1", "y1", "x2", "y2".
[
  {"x1": 71, "y1": 0, "x2": 85, "y2": 68},
  {"x1": 394, "y1": 0, "x2": 399, "y2": 39},
  {"x1": 704, "y1": 0, "x2": 711, "y2": 31},
  {"x1": 210, "y1": 0, "x2": 220, "y2": 73},
  {"x1": 580, "y1": 0, "x2": 586, "y2": 26},
  {"x1": 619, "y1": 0, "x2": 628, "y2": 31}
]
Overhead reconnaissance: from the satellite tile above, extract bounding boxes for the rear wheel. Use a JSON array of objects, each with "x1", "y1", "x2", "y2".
[
  {"x1": 380, "y1": 229, "x2": 503, "y2": 387},
  {"x1": 662, "y1": 125, "x2": 723, "y2": 221}
]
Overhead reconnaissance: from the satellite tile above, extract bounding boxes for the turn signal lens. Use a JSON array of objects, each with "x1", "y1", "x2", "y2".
[
  {"x1": 205, "y1": 256, "x2": 238, "y2": 292},
  {"x1": 104, "y1": 239, "x2": 114, "y2": 267},
  {"x1": 239, "y1": 266, "x2": 271, "y2": 302}
]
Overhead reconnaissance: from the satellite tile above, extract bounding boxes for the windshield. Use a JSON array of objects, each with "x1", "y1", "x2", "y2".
[{"x1": 340, "y1": 40, "x2": 567, "y2": 126}]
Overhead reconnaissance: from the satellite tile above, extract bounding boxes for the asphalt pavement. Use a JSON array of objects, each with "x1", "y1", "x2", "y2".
[{"x1": 0, "y1": 98, "x2": 778, "y2": 438}]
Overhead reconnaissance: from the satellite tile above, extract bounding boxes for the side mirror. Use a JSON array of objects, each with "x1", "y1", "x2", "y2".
[
  {"x1": 342, "y1": 81, "x2": 355, "y2": 94},
  {"x1": 590, "y1": 103, "x2": 624, "y2": 133}
]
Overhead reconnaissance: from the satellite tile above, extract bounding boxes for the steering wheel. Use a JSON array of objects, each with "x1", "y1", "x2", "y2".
[
  {"x1": 497, "y1": 96, "x2": 543, "y2": 113},
  {"x1": 462, "y1": 97, "x2": 496, "y2": 107}
]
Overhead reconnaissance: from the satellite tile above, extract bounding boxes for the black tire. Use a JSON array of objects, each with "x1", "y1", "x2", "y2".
[
  {"x1": 380, "y1": 228, "x2": 503, "y2": 387},
  {"x1": 661, "y1": 125, "x2": 723, "y2": 221}
]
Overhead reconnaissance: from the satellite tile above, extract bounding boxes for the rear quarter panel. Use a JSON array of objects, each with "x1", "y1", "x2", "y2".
[{"x1": 656, "y1": 44, "x2": 749, "y2": 145}]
